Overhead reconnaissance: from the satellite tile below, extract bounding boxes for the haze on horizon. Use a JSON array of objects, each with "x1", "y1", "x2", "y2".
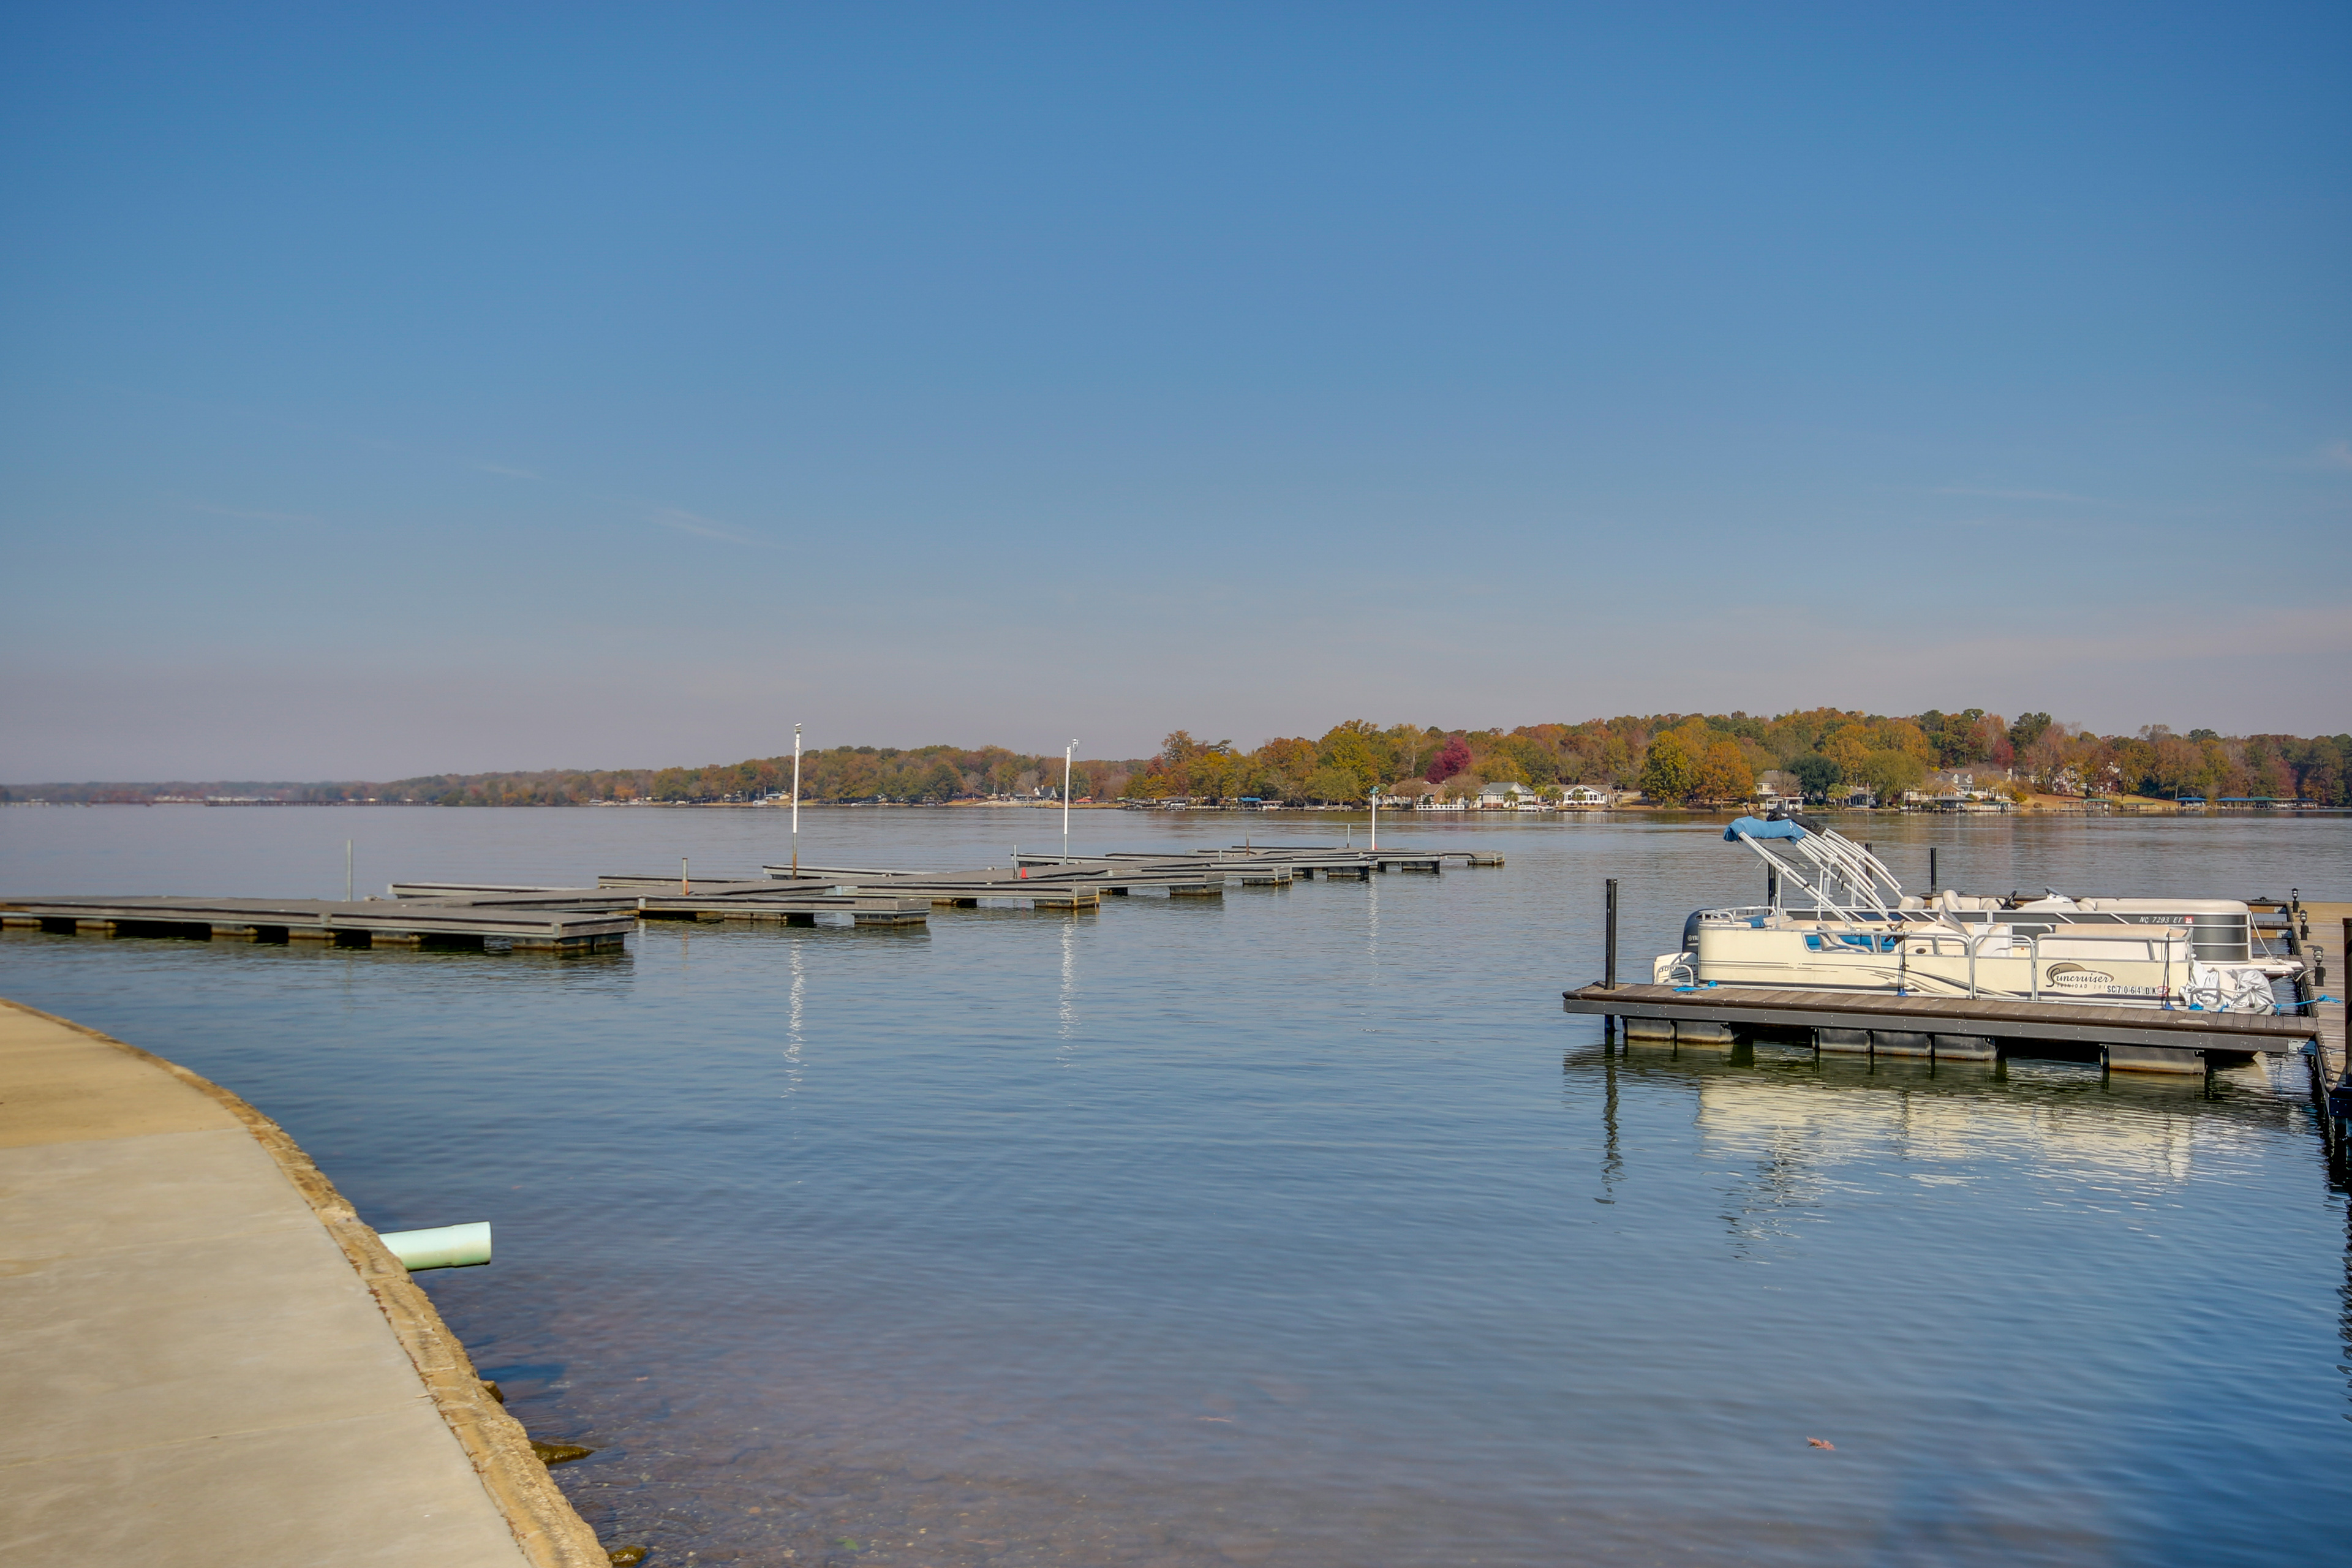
[{"x1": 3, "y1": 3, "x2": 2346, "y2": 783}]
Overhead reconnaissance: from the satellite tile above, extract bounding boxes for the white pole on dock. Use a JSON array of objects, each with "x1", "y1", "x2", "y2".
[
  {"x1": 791, "y1": 723, "x2": 802, "y2": 877},
  {"x1": 682, "y1": 856, "x2": 689, "y2": 895},
  {"x1": 344, "y1": 840, "x2": 353, "y2": 903},
  {"x1": 1063, "y1": 740, "x2": 1077, "y2": 862},
  {"x1": 1369, "y1": 785, "x2": 1378, "y2": 850}
]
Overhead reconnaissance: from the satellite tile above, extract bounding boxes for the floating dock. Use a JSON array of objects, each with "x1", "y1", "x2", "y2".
[
  {"x1": 4, "y1": 844, "x2": 1500, "y2": 957},
  {"x1": 2282, "y1": 899, "x2": 2350, "y2": 1148},
  {"x1": 1562, "y1": 981, "x2": 2319, "y2": 1073},
  {"x1": 0, "y1": 896, "x2": 632, "y2": 952},
  {"x1": 1008, "y1": 846, "x2": 1506, "y2": 873},
  {"x1": 391, "y1": 881, "x2": 935, "y2": 926},
  {"x1": 753, "y1": 845, "x2": 1502, "y2": 898}
]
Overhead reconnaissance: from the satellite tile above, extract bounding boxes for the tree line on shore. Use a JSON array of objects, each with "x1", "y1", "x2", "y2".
[{"x1": 10, "y1": 708, "x2": 2350, "y2": 807}]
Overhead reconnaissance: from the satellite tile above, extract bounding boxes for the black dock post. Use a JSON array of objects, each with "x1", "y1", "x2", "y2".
[
  {"x1": 1929, "y1": 846, "x2": 1937, "y2": 892},
  {"x1": 1604, "y1": 878, "x2": 1619, "y2": 1047},
  {"x1": 1605, "y1": 878, "x2": 1618, "y2": 989},
  {"x1": 1766, "y1": 867, "x2": 1777, "y2": 907}
]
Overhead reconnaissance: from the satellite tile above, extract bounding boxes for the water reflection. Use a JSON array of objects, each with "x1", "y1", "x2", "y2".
[
  {"x1": 782, "y1": 937, "x2": 805, "y2": 1098},
  {"x1": 1057, "y1": 917, "x2": 1076, "y2": 1046},
  {"x1": 1575, "y1": 1039, "x2": 2316, "y2": 1256},
  {"x1": 2, "y1": 809, "x2": 2345, "y2": 1567},
  {"x1": 1595, "y1": 1050, "x2": 1623, "y2": 1203}
]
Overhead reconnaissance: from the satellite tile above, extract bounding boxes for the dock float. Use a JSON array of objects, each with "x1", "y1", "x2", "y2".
[
  {"x1": 734, "y1": 845, "x2": 1501, "y2": 898},
  {"x1": 0, "y1": 896, "x2": 631, "y2": 953},
  {"x1": 0, "y1": 997, "x2": 609, "y2": 1566},
  {"x1": 6, "y1": 843, "x2": 1502, "y2": 959},
  {"x1": 739, "y1": 867, "x2": 1118, "y2": 907},
  {"x1": 1009, "y1": 845, "x2": 1498, "y2": 875},
  {"x1": 631, "y1": 891, "x2": 932, "y2": 925},
  {"x1": 1563, "y1": 982, "x2": 2320, "y2": 1073}
]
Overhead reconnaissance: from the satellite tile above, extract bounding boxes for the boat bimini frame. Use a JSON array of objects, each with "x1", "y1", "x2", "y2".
[{"x1": 1727, "y1": 815, "x2": 1904, "y2": 925}]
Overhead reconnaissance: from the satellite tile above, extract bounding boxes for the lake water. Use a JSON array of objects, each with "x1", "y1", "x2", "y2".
[{"x1": 2, "y1": 806, "x2": 2346, "y2": 1567}]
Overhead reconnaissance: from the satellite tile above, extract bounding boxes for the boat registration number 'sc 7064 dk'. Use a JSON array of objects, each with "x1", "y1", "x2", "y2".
[{"x1": 2044, "y1": 963, "x2": 2163, "y2": 996}]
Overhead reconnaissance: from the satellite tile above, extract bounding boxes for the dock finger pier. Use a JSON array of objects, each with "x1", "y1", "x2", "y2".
[{"x1": 1, "y1": 843, "x2": 1504, "y2": 952}]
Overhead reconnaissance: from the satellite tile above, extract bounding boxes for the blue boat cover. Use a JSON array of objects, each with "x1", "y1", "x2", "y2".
[{"x1": 1725, "y1": 816, "x2": 1805, "y2": 842}]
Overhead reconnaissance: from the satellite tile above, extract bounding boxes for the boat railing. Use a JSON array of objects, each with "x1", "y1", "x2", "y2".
[{"x1": 1953, "y1": 926, "x2": 2189, "y2": 1003}]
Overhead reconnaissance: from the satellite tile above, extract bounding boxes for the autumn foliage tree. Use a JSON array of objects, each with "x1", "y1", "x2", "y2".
[
  {"x1": 38, "y1": 707, "x2": 2350, "y2": 811},
  {"x1": 1638, "y1": 730, "x2": 1703, "y2": 804},
  {"x1": 1425, "y1": 734, "x2": 1472, "y2": 783},
  {"x1": 1697, "y1": 738, "x2": 1755, "y2": 804}
]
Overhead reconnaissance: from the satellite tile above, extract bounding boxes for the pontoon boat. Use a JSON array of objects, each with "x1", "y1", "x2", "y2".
[{"x1": 1653, "y1": 816, "x2": 2296, "y2": 1014}]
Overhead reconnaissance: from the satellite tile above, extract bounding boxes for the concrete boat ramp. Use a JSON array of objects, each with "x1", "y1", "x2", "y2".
[{"x1": 0, "y1": 998, "x2": 609, "y2": 1566}]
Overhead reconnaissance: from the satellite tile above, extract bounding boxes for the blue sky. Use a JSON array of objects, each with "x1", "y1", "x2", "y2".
[{"x1": 4, "y1": 3, "x2": 2346, "y2": 778}]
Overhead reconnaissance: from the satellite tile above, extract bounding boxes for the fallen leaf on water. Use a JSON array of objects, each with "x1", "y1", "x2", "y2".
[{"x1": 1807, "y1": 1438, "x2": 1835, "y2": 1450}]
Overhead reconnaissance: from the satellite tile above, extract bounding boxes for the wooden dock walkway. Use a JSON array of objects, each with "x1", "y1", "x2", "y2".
[
  {"x1": 5, "y1": 844, "x2": 1501, "y2": 959},
  {"x1": 1564, "y1": 981, "x2": 2320, "y2": 1074},
  {"x1": 0, "y1": 896, "x2": 631, "y2": 953},
  {"x1": 2287, "y1": 899, "x2": 2349, "y2": 1144},
  {"x1": 743, "y1": 866, "x2": 1126, "y2": 905},
  {"x1": 1010, "y1": 845, "x2": 1505, "y2": 875},
  {"x1": 747, "y1": 844, "x2": 1505, "y2": 897},
  {"x1": 393, "y1": 881, "x2": 932, "y2": 925}
]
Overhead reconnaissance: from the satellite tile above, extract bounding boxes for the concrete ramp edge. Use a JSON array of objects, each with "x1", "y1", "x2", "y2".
[{"x1": 0, "y1": 998, "x2": 611, "y2": 1568}]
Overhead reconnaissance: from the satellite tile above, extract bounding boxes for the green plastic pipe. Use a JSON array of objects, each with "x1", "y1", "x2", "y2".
[{"x1": 379, "y1": 1221, "x2": 492, "y2": 1271}]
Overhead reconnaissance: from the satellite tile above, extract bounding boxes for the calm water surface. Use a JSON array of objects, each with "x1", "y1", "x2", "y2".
[{"x1": 3, "y1": 807, "x2": 2347, "y2": 1566}]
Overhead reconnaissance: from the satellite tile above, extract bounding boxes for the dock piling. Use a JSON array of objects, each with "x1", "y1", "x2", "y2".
[
  {"x1": 1604, "y1": 879, "x2": 1618, "y2": 991},
  {"x1": 1602, "y1": 878, "x2": 1620, "y2": 1047},
  {"x1": 1929, "y1": 846, "x2": 1937, "y2": 892}
]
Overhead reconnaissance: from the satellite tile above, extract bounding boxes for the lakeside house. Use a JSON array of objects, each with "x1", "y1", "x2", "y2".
[{"x1": 1902, "y1": 769, "x2": 2019, "y2": 813}]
